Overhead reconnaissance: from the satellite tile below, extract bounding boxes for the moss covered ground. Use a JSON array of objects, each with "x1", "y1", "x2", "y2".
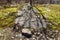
[{"x1": 36, "y1": 4, "x2": 60, "y2": 30}]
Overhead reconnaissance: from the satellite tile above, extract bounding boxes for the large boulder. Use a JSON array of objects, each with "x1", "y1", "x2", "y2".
[{"x1": 15, "y1": 3, "x2": 47, "y2": 30}]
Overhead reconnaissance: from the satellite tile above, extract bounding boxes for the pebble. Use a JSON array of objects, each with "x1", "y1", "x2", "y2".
[
  {"x1": 0, "y1": 33, "x2": 3, "y2": 36},
  {"x1": 15, "y1": 34, "x2": 22, "y2": 37},
  {"x1": 22, "y1": 28, "x2": 32, "y2": 34},
  {"x1": 11, "y1": 36, "x2": 14, "y2": 39}
]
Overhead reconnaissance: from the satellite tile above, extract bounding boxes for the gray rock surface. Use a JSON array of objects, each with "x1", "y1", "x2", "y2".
[{"x1": 15, "y1": 3, "x2": 47, "y2": 30}]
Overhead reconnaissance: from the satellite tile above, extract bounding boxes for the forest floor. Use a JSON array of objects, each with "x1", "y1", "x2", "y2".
[
  {"x1": 0, "y1": 27, "x2": 60, "y2": 40},
  {"x1": 0, "y1": 4, "x2": 60, "y2": 40}
]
